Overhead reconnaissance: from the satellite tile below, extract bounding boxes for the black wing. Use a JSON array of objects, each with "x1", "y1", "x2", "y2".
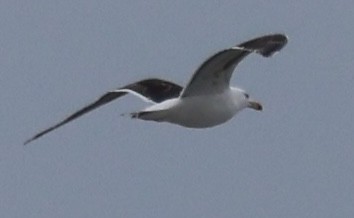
[
  {"x1": 24, "y1": 78, "x2": 183, "y2": 145},
  {"x1": 181, "y1": 34, "x2": 288, "y2": 97},
  {"x1": 120, "y1": 78, "x2": 183, "y2": 103}
]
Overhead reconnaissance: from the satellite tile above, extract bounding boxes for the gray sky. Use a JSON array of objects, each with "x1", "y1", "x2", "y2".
[{"x1": 1, "y1": 0, "x2": 354, "y2": 217}]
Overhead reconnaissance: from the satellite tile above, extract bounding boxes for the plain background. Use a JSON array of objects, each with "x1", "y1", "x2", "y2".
[{"x1": 1, "y1": 0, "x2": 354, "y2": 217}]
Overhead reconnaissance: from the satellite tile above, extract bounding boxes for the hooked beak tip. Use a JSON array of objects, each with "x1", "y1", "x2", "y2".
[{"x1": 248, "y1": 101, "x2": 263, "y2": 111}]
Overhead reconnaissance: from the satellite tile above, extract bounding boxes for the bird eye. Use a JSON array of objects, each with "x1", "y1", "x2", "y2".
[{"x1": 243, "y1": 93, "x2": 249, "y2": 99}]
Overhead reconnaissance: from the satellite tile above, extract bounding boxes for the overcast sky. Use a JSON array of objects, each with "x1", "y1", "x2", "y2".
[{"x1": 1, "y1": 0, "x2": 354, "y2": 217}]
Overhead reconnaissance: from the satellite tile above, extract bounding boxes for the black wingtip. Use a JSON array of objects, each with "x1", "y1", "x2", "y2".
[
  {"x1": 259, "y1": 34, "x2": 288, "y2": 57},
  {"x1": 23, "y1": 137, "x2": 34, "y2": 146},
  {"x1": 23, "y1": 134, "x2": 41, "y2": 145},
  {"x1": 238, "y1": 33, "x2": 288, "y2": 57}
]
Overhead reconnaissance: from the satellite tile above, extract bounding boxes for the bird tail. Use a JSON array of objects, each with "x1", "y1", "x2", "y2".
[{"x1": 130, "y1": 110, "x2": 168, "y2": 122}]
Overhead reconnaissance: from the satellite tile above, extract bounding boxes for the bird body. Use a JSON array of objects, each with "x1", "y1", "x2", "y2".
[
  {"x1": 135, "y1": 87, "x2": 251, "y2": 128},
  {"x1": 24, "y1": 33, "x2": 288, "y2": 144}
]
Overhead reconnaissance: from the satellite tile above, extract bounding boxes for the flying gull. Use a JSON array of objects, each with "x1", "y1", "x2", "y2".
[{"x1": 24, "y1": 33, "x2": 288, "y2": 145}]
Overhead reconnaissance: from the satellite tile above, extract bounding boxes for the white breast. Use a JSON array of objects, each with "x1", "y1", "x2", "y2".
[{"x1": 165, "y1": 89, "x2": 247, "y2": 128}]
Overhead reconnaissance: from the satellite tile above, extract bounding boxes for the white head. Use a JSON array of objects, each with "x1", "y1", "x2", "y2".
[{"x1": 231, "y1": 87, "x2": 263, "y2": 111}]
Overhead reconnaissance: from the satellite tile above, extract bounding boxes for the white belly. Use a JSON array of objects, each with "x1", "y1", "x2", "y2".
[
  {"x1": 164, "y1": 92, "x2": 244, "y2": 128},
  {"x1": 138, "y1": 89, "x2": 248, "y2": 128}
]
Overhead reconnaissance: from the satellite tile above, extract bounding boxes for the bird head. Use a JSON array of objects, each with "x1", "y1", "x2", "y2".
[{"x1": 240, "y1": 90, "x2": 263, "y2": 111}]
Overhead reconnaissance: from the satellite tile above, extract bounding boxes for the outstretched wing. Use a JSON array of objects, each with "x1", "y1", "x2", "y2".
[
  {"x1": 24, "y1": 78, "x2": 182, "y2": 145},
  {"x1": 181, "y1": 34, "x2": 288, "y2": 97}
]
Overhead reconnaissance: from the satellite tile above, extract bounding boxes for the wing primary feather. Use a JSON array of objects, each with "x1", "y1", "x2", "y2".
[
  {"x1": 24, "y1": 78, "x2": 183, "y2": 145},
  {"x1": 237, "y1": 34, "x2": 288, "y2": 57},
  {"x1": 23, "y1": 91, "x2": 126, "y2": 145},
  {"x1": 181, "y1": 34, "x2": 288, "y2": 97}
]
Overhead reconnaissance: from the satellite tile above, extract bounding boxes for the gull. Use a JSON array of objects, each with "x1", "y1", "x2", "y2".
[{"x1": 24, "y1": 33, "x2": 288, "y2": 145}]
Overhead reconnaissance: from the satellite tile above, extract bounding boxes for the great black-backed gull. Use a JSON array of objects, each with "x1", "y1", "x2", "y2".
[{"x1": 24, "y1": 33, "x2": 288, "y2": 145}]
